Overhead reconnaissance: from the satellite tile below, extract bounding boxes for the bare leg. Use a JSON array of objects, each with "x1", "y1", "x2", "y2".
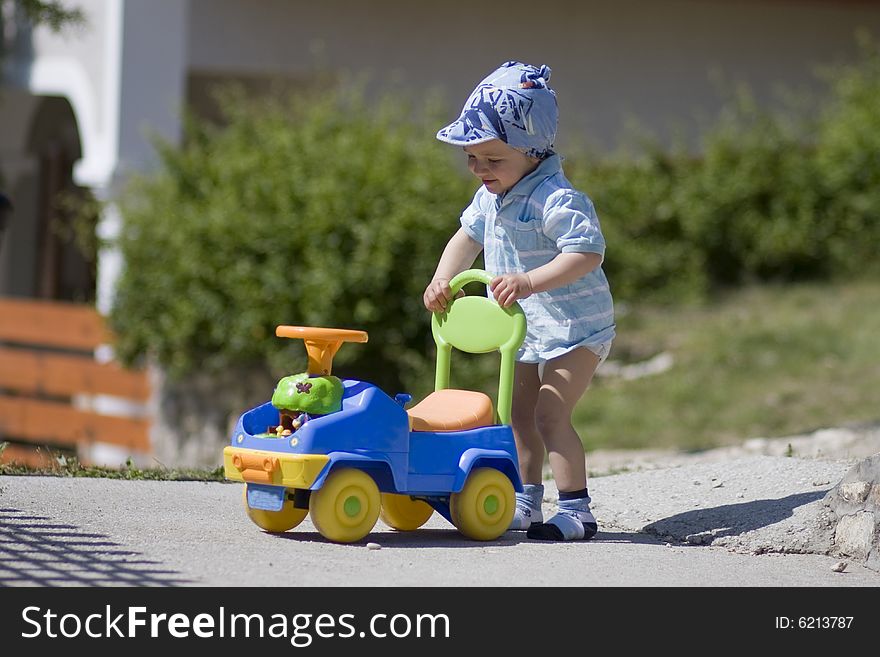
[
  {"x1": 510, "y1": 361, "x2": 543, "y2": 484},
  {"x1": 526, "y1": 347, "x2": 601, "y2": 540},
  {"x1": 534, "y1": 347, "x2": 600, "y2": 493},
  {"x1": 507, "y1": 362, "x2": 546, "y2": 530}
]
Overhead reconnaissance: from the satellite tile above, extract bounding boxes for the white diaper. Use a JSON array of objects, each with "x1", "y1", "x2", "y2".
[{"x1": 536, "y1": 341, "x2": 612, "y2": 380}]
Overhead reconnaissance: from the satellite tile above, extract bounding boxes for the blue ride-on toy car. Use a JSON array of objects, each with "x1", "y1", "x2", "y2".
[{"x1": 223, "y1": 269, "x2": 527, "y2": 543}]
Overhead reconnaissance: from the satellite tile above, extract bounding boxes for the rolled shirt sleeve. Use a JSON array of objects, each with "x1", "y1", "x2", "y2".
[
  {"x1": 459, "y1": 188, "x2": 487, "y2": 245},
  {"x1": 541, "y1": 190, "x2": 605, "y2": 257}
]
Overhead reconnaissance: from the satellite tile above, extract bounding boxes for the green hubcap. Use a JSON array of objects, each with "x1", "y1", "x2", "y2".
[
  {"x1": 343, "y1": 495, "x2": 362, "y2": 517},
  {"x1": 483, "y1": 494, "x2": 499, "y2": 515}
]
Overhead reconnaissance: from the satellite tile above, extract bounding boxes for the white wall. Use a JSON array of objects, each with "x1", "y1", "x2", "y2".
[
  {"x1": 187, "y1": 0, "x2": 880, "y2": 152},
  {"x1": 1, "y1": 0, "x2": 188, "y2": 304},
  {"x1": 23, "y1": 0, "x2": 188, "y2": 189},
  {"x1": 24, "y1": 0, "x2": 118, "y2": 187}
]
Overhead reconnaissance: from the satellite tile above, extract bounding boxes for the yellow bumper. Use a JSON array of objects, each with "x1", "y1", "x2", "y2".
[{"x1": 223, "y1": 446, "x2": 330, "y2": 488}]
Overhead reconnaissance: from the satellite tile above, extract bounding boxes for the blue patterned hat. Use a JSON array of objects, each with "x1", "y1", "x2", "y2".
[{"x1": 437, "y1": 61, "x2": 558, "y2": 159}]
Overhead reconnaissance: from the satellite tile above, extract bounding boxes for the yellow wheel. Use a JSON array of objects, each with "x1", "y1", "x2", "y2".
[
  {"x1": 450, "y1": 468, "x2": 515, "y2": 541},
  {"x1": 309, "y1": 468, "x2": 380, "y2": 543},
  {"x1": 242, "y1": 487, "x2": 308, "y2": 533},
  {"x1": 379, "y1": 493, "x2": 434, "y2": 531}
]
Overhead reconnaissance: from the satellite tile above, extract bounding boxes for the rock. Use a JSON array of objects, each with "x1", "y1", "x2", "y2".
[
  {"x1": 834, "y1": 512, "x2": 874, "y2": 560},
  {"x1": 366, "y1": 542, "x2": 382, "y2": 550},
  {"x1": 820, "y1": 454, "x2": 880, "y2": 571},
  {"x1": 831, "y1": 561, "x2": 848, "y2": 573},
  {"x1": 685, "y1": 533, "x2": 711, "y2": 545},
  {"x1": 152, "y1": 365, "x2": 277, "y2": 468},
  {"x1": 597, "y1": 351, "x2": 673, "y2": 381},
  {"x1": 840, "y1": 481, "x2": 871, "y2": 504}
]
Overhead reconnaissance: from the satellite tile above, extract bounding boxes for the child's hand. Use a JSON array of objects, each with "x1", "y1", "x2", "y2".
[
  {"x1": 490, "y1": 273, "x2": 534, "y2": 308},
  {"x1": 424, "y1": 278, "x2": 459, "y2": 312}
]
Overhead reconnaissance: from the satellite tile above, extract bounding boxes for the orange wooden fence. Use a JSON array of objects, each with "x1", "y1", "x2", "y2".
[{"x1": 0, "y1": 297, "x2": 151, "y2": 467}]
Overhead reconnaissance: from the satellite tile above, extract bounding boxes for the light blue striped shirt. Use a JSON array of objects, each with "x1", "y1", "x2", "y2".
[{"x1": 459, "y1": 154, "x2": 615, "y2": 363}]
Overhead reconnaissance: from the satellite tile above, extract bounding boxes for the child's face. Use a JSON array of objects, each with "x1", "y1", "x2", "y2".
[{"x1": 463, "y1": 140, "x2": 540, "y2": 195}]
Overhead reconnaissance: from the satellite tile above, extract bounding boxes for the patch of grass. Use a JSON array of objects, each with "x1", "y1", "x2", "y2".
[
  {"x1": 0, "y1": 444, "x2": 226, "y2": 481},
  {"x1": 574, "y1": 278, "x2": 880, "y2": 451}
]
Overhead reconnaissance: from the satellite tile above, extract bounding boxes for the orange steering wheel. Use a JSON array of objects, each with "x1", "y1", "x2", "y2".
[{"x1": 275, "y1": 326, "x2": 368, "y2": 376}]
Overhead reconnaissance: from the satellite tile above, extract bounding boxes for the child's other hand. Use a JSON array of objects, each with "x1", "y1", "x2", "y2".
[
  {"x1": 424, "y1": 278, "x2": 457, "y2": 312},
  {"x1": 490, "y1": 273, "x2": 533, "y2": 308}
]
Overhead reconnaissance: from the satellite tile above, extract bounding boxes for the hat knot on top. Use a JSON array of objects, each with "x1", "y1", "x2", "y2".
[
  {"x1": 437, "y1": 61, "x2": 558, "y2": 159},
  {"x1": 510, "y1": 61, "x2": 551, "y2": 89}
]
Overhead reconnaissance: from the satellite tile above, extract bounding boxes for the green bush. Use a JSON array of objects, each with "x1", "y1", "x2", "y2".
[
  {"x1": 112, "y1": 39, "x2": 880, "y2": 396},
  {"x1": 676, "y1": 95, "x2": 827, "y2": 285},
  {"x1": 568, "y1": 148, "x2": 709, "y2": 303},
  {"x1": 571, "y1": 37, "x2": 880, "y2": 303},
  {"x1": 112, "y1": 85, "x2": 476, "y2": 396},
  {"x1": 813, "y1": 35, "x2": 880, "y2": 275}
]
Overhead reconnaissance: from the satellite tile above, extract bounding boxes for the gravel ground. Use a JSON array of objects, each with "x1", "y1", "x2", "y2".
[
  {"x1": 574, "y1": 423, "x2": 880, "y2": 557},
  {"x1": 583, "y1": 456, "x2": 848, "y2": 554},
  {"x1": 585, "y1": 423, "x2": 880, "y2": 477}
]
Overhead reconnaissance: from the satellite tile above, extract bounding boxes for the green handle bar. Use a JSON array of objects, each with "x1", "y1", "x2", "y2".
[{"x1": 432, "y1": 269, "x2": 527, "y2": 425}]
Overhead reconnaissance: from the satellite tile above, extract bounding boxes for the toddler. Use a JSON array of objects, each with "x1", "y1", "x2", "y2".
[{"x1": 424, "y1": 61, "x2": 615, "y2": 540}]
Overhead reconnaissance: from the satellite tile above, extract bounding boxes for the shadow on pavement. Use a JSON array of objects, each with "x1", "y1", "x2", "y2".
[
  {"x1": 642, "y1": 490, "x2": 827, "y2": 542},
  {"x1": 272, "y1": 527, "x2": 532, "y2": 548},
  {"x1": 0, "y1": 507, "x2": 192, "y2": 586},
  {"x1": 268, "y1": 527, "x2": 664, "y2": 547},
  {"x1": 592, "y1": 530, "x2": 664, "y2": 545}
]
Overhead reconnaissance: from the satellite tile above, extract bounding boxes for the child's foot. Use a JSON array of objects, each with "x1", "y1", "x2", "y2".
[
  {"x1": 526, "y1": 488, "x2": 597, "y2": 541},
  {"x1": 508, "y1": 483, "x2": 544, "y2": 530}
]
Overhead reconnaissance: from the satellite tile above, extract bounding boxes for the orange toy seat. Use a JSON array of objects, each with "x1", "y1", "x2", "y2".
[{"x1": 407, "y1": 388, "x2": 495, "y2": 432}]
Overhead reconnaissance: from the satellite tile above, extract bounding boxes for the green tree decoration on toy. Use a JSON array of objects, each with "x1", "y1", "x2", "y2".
[{"x1": 272, "y1": 373, "x2": 344, "y2": 416}]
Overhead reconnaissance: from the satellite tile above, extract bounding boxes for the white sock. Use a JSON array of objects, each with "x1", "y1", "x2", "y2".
[
  {"x1": 546, "y1": 504, "x2": 597, "y2": 540},
  {"x1": 509, "y1": 484, "x2": 544, "y2": 530},
  {"x1": 527, "y1": 492, "x2": 598, "y2": 541}
]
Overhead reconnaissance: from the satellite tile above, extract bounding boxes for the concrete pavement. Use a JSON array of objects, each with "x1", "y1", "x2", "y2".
[{"x1": 2, "y1": 454, "x2": 879, "y2": 587}]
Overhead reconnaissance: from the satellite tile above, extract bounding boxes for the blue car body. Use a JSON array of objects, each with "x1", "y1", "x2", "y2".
[{"x1": 225, "y1": 378, "x2": 522, "y2": 523}]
